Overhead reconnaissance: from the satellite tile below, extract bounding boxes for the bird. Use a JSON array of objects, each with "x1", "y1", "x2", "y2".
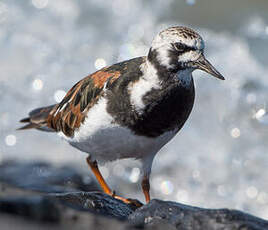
[{"x1": 19, "y1": 26, "x2": 224, "y2": 206}]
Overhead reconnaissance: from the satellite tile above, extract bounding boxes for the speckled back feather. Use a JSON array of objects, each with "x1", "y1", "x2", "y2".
[{"x1": 18, "y1": 68, "x2": 121, "y2": 136}]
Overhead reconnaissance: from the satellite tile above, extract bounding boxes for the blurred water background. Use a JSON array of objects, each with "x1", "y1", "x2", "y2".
[{"x1": 1, "y1": 0, "x2": 268, "y2": 219}]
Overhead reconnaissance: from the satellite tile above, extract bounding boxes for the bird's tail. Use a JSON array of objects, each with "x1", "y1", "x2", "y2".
[{"x1": 18, "y1": 104, "x2": 56, "y2": 132}]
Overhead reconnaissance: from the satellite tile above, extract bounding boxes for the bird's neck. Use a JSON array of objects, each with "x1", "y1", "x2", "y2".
[
  {"x1": 127, "y1": 57, "x2": 193, "y2": 115},
  {"x1": 145, "y1": 48, "x2": 193, "y2": 88},
  {"x1": 173, "y1": 68, "x2": 193, "y2": 88},
  {"x1": 127, "y1": 57, "x2": 195, "y2": 137},
  {"x1": 147, "y1": 47, "x2": 175, "y2": 79}
]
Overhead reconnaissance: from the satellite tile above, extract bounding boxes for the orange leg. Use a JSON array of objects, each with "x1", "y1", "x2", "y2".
[
  {"x1": 86, "y1": 156, "x2": 142, "y2": 206},
  {"x1": 141, "y1": 175, "x2": 151, "y2": 203},
  {"x1": 86, "y1": 156, "x2": 112, "y2": 195}
]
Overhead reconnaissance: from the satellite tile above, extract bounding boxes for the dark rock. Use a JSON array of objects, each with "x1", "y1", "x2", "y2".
[
  {"x1": 1, "y1": 161, "x2": 268, "y2": 230},
  {"x1": 0, "y1": 196, "x2": 60, "y2": 222},
  {"x1": 129, "y1": 199, "x2": 268, "y2": 230},
  {"x1": 51, "y1": 191, "x2": 136, "y2": 220},
  {"x1": 0, "y1": 190, "x2": 175, "y2": 230},
  {"x1": 0, "y1": 161, "x2": 99, "y2": 193}
]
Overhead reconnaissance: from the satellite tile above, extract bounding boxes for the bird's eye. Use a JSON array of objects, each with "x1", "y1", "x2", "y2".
[
  {"x1": 172, "y1": 42, "x2": 196, "y2": 53},
  {"x1": 172, "y1": 43, "x2": 185, "y2": 52}
]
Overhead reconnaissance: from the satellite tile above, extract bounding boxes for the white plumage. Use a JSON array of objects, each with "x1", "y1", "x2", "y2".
[
  {"x1": 128, "y1": 61, "x2": 161, "y2": 113},
  {"x1": 59, "y1": 97, "x2": 177, "y2": 174}
]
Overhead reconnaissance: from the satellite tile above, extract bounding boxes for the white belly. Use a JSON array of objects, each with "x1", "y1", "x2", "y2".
[{"x1": 58, "y1": 97, "x2": 176, "y2": 163}]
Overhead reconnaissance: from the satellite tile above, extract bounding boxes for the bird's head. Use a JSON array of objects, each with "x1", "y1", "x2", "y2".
[{"x1": 148, "y1": 26, "x2": 224, "y2": 80}]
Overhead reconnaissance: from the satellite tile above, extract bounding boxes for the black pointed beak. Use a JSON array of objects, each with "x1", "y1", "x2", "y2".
[{"x1": 195, "y1": 55, "x2": 225, "y2": 80}]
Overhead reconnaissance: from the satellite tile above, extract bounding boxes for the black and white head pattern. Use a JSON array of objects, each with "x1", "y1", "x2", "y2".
[{"x1": 150, "y1": 26, "x2": 205, "y2": 70}]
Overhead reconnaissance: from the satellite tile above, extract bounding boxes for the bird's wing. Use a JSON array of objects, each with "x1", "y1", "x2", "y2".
[{"x1": 47, "y1": 68, "x2": 121, "y2": 137}]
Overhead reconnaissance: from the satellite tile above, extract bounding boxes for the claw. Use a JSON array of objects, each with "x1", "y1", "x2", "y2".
[
  {"x1": 124, "y1": 198, "x2": 143, "y2": 208},
  {"x1": 113, "y1": 194, "x2": 143, "y2": 207}
]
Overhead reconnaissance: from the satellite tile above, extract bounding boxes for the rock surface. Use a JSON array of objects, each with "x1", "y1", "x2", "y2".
[
  {"x1": 0, "y1": 161, "x2": 267, "y2": 230},
  {"x1": 129, "y1": 199, "x2": 268, "y2": 230},
  {"x1": 0, "y1": 161, "x2": 99, "y2": 193},
  {"x1": 53, "y1": 191, "x2": 136, "y2": 220}
]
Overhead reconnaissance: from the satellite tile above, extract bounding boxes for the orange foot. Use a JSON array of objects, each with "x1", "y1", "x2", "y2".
[
  {"x1": 86, "y1": 157, "x2": 143, "y2": 208},
  {"x1": 112, "y1": 193, "x2": 143, "y2": 208}
]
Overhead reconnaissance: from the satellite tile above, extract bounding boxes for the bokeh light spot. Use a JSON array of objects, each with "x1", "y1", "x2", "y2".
[
  {"x1": 5, "y1": 134, "x2": 16, "y2": 146},
  {"x1": 32, "y1": 0, "x2": 48, "y2": 9},
  {"x1": 255, "y1": 108, "x2": 266, "y2": 120},
  {"x1": 54, "y1": 90, "x2": 66, "y2": 103},
  {"x1": 32, "y1": 79, "x2": 43, "y2": 91},
  {"x1": 129, "y1": 167, "x2": 140, "y2": 183},
  {"x1": 246, "y1": 186, "x2": 258, "y2": 199},
  {"x1": 186, "y1": 0, "x2": 196, "y2": 5},
  {"x1": 230, "y1": 128, "x2": 240, "y2": 138},
  {"x1": 161, "y1": 180, "x2": 174, "y2": 195},
  {"x1": 94, "y1": 58, "x2": 106, "y2": 70}
]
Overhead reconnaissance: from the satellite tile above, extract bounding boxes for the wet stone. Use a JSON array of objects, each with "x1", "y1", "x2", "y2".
[
  {"x1": 0, "y1": 161, "x2": 268, "y2": 230},
  {"x1": 129, "y1": 199, "x2": 268, "y2": 230},
  {"x1": 51, "y1": 191, "x2": 136, "y2": 220}
]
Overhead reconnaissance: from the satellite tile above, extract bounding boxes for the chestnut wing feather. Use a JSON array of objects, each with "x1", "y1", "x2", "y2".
[{"x1": 47, "y1": 69, "x2": 121, "y2": 137}]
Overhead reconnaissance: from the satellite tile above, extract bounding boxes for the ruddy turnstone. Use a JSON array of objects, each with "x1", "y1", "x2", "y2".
[{"x1": 19, "y1": 26, "x2": 224, "y2": 206}]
